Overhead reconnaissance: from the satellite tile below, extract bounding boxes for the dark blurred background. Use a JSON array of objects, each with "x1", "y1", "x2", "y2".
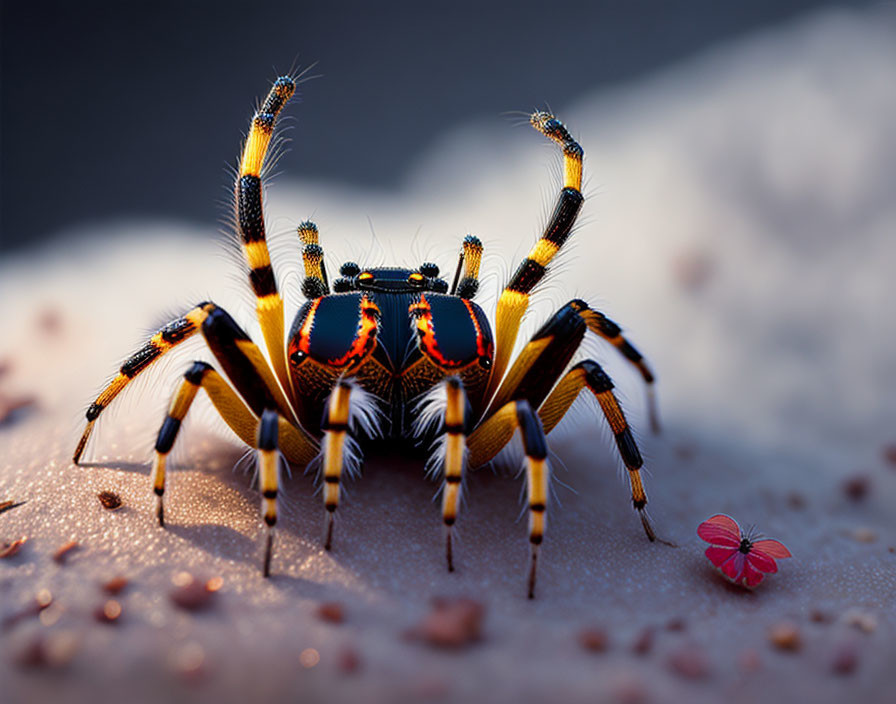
[{"x1": 0, "y1": 0, "x2": 870, "y2": 252}]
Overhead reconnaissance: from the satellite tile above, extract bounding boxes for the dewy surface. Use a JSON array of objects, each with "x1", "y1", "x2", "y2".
[{"x1": 1, "y1": 7, "x2": 895, "y2": 703}]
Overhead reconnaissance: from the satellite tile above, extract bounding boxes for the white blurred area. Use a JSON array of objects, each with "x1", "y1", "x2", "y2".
[{"x1": 2, "y1": 5, "x2": 894, "y2": 467}]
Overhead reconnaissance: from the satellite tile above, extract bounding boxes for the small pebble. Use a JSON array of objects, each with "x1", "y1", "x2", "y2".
[
  {"x1": 842, "y1": 608, "x2": 877, "y2": 633},
  {"x1": 170, "y1": 641, "x2": 206, "y2": 680},
  {"x1": 842, "y1": 476, "x2": 870, "y2": 501},
  {"x1": 97, "y1": 491, "x2": 122, "y2": 510},
  {"x1": 94, "y1": 599, "x2": 122, "y2": 624},
  {"x1": 667, "y1": 645, "x2": 710, "y2": 679},
  {"x1": 337, "y1": 647, "x2": 361, "y2": 674},
  {"x1": 299, "y1": 647, "x2": 320, "y2": 668},
  {"x1": 0, "y1": 537, "x2": 27, "y2": 558},
  {"x1": 53, "y1": 540, "x2": 79, "y2": 564},
  {"x1": 102, "y1": 576, "x2": 129, "y2": 595},
  {"x1": 850, "y1": 527, "x2": 877, "y2": 544},
  {"x1": 830, "y1": 641, "x2": 859, "y2": 675},
  {"x1": 578, "y1": 628, "x2": 609, "y2": 653},
  {"x1": 413, "y1": 597, "x2": 484, "y2": 649},
  {"x1": 169, "y1": 572, "x2": 218, "y2": 611},
  {"x1": 631, "y1": 627, "x2": 654, "y2": 655},
  {"x1": 316, "y1": 602, "x2": 344, "y2": 624},
  {"x1": 768, "y1": 622, "x2": 802, "y2": 651}
]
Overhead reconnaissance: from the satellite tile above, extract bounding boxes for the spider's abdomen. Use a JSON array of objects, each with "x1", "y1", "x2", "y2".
[{"x1": 287, "y1": 280, "x2": 493, "y2": 436}]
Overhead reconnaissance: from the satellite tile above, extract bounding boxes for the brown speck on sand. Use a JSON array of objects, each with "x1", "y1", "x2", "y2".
[
  {"x1": 611, "y1": 672, "x2": 649, "y2": 704},
  {"x1": 53, "y1": 540, "x2": 79, "y2": 564},
  {"x1": 667, "y1": 645, "x2": 711, "y2": 679},
  {"x1": 169, "y1": 641, "x2": 207, "y2": 681},
  {"x1": 94, "y1": 599, "x2": 122, "y2": 624},
  {"x1": 849, "y1": 527, "x2": 877, "y2": 544},
  {"x1": 411, "y1": 597, "x2": 484, "y2": 649},
  {"x1": 842, "y1": 475, "x2": 870, "y2": 501},
  {"x1": 672, "y1": 249, "x2": 713, "y2": 292},
  {"x1": 102, "y1": 576, "x2": 128, "y2": 594},
  {"x1": 316, "y1": 602, "x2": 345, "y2": 624},
  {"x1": 36, "y1": 307, "x2": 64, "y2": 336},
  {"x1": 809, "y1": 608, "x2": 832, "y2": 624},
  {"x1": 97, "y1": 491, "x2": 122, "y2": 510},
  {"x1": 665, "y1": 617, "x2": 686, "y2": 632},
  {"x1": 882, "y1": 444, "x2": 896, "y2": 467},
  {"x1": 632, "y1": 627, "x2": 654, "y2": 655},
  {"x1": 12, "y1": 630, "x2": 79, "y2": 669},
  {"x1": 673, "y1": 443, "x2": 697, "y2": 461},
  {"x1": 768, "y1": 622, "x2": 802, "y2": 651},
  {"x1": 0, "y1": 537, "x2": 27, "y2": 558},
  {"x1": 786, "y1": 492, "x2": 807, "y2": 510},
  {"x1": 169, "y1": 572, "x2": 218, "y2": 611},
  {"x1": 0, "y1": 500, "x2": 26, "y2": 515},
  {"x1": 830, "y1": 640, "x2": 859, "y2": 675},
  {"x1": 337, "y1": 647, "x2": 361, "y2": 674},
  {"x1": 578, "y1": 627, "x2": 609, "y2": 652}
]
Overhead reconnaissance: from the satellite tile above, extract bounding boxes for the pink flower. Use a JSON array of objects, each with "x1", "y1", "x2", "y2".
[{"x1": 697, "y1": 514, "x2": 791, "y2": 588}]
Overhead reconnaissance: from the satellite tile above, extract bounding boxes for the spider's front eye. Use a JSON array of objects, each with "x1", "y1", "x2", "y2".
[
  {"x1": 290, "y1": 349, "x2": 307, "y2": 365},
  {"x1": 408, "y1": 272, "x2": 425, "y2": 286},
  {"x1": 478, "y1": 356, "x2": 492, "y2": 369}
]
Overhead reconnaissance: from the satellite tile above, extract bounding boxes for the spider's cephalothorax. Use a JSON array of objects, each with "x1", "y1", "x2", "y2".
[{"x1": 74, "y1": 76, "x2": 661, "y2": 598}]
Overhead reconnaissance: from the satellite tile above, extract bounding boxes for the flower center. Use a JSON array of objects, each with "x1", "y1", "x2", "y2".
[{"x1": 739, "y1": 538, "x2": 753, "y2": 554}]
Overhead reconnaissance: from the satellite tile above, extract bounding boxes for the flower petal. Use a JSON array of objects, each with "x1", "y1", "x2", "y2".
[
  {"x1": 705, "y1": 546, "x2": 738, "y2": 568},
  {"x1": 752, "y1": 539, "x2": 791, "y2": 559},
  {"x1": 697, "y1": 515, "x2": 741, "y2": 547},
  {"x1": 720, "y1": 552, "x2": 746, "y2": 582},
  {"x1": 742, "y1": 558, "x2": 766, "y2": 588},
  {"x1": 746, "y1": 550, "x2": 778, "y2": 574}
]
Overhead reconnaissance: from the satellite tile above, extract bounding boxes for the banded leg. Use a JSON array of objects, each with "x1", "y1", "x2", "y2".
[
  {"x1": 321, "y1": 381, "x2": 354, "y2": 551},
  {"x1": 486, "y1": 112, "x2": 584, "y2": 402},
  {"x1": 449, "y1": 235, "x2": 483, "y2": 299},
  {"x1": 257, "y1": 409, "x2": 280, "y2": 577},
  {"x1": 236, "y1": 76, "x2": 296, "y2": 397},
  {"x1": 466, "y1": 400, "x2": 550, "y2": 598},
  {"x1": 298, "y1": 221, "x2": 330, "y2": 298},
  {"x1": 437, "y1": 377, "x2": 467, "y2": 572},
  {"x1": 73, "y1": 303, "x2": 212, "y2": 464},
  {"x1": 571, "y1": 301, "x2": 660, "y2": 433},
  {"x1": 152, "y1": 361, "x2": 317, "y2": 527},
  {"x1": 538, "y1": 360, "x2": 655, "y2": 541}
]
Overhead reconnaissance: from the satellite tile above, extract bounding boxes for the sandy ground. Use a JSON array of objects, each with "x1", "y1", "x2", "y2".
[{"x1": 1, "y1": 6, "x2": 895, "y2": 703}]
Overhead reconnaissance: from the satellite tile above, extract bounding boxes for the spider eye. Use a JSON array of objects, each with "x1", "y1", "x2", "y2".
[
  {"x1": 290, "y1": 349, "x2": 307, "y2": 365},
  {"x1": 408, "y1": 272, "x2": 425, "y2": 286},
  {"x1": 478, "y1": 356, "x2": 492, "y2": 369},
  {"x1": 358, "y1": 272, "x2": 374, "y2": 283}
]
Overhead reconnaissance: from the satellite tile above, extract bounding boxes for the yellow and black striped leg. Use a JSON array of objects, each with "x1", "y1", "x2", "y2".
[
  {"x1": 449, "y1": 235, "x2": 483, "y2": 299},
  {"x1": 236, "y1": 76, "x2": 297, "y2": 396},
  {"x1": 538, "y1": 360, "x2": 656, "y2": 542},
  {"x1": 486, "y1": 112, "x2": 584, "y2": 402},
  {"x1": 321, "y1": 381, "x2": 354, "y2": 551},
  {"x1": 438, "y1": 377, "x2": 467, "y2": 572},
  {"x1": 74, "y1": 303, "x2": 213, "y2": 464},
  {"x1": 257, "y1": 409, "x2": 280, "y2": 577},
  {"x1": 298, "y1": 221, "x2": 329, "y2": 299},
  {"x1": 152, "y1": 361, "x2": 317, "y2": 528},
  {"x1": 467, "y1": 399, "x2": 550, "y2": 598},
  {"x1": 571, "y1": 302, "x2": 660, "y2": 433}
]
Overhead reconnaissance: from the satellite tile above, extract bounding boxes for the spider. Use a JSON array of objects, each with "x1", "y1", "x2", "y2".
[{"x1": 73, "y1": 76, "x2": 660, "y2": 598}]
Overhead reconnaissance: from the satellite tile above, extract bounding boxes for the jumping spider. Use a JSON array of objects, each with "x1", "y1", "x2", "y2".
[{"x1": 74, "y1": 76, "x2": 660, "y2": 598}]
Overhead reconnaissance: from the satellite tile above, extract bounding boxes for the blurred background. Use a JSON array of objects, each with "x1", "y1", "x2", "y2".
[{"x1": 0, "y1": 0, "x2": 875, "y2": 252}]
